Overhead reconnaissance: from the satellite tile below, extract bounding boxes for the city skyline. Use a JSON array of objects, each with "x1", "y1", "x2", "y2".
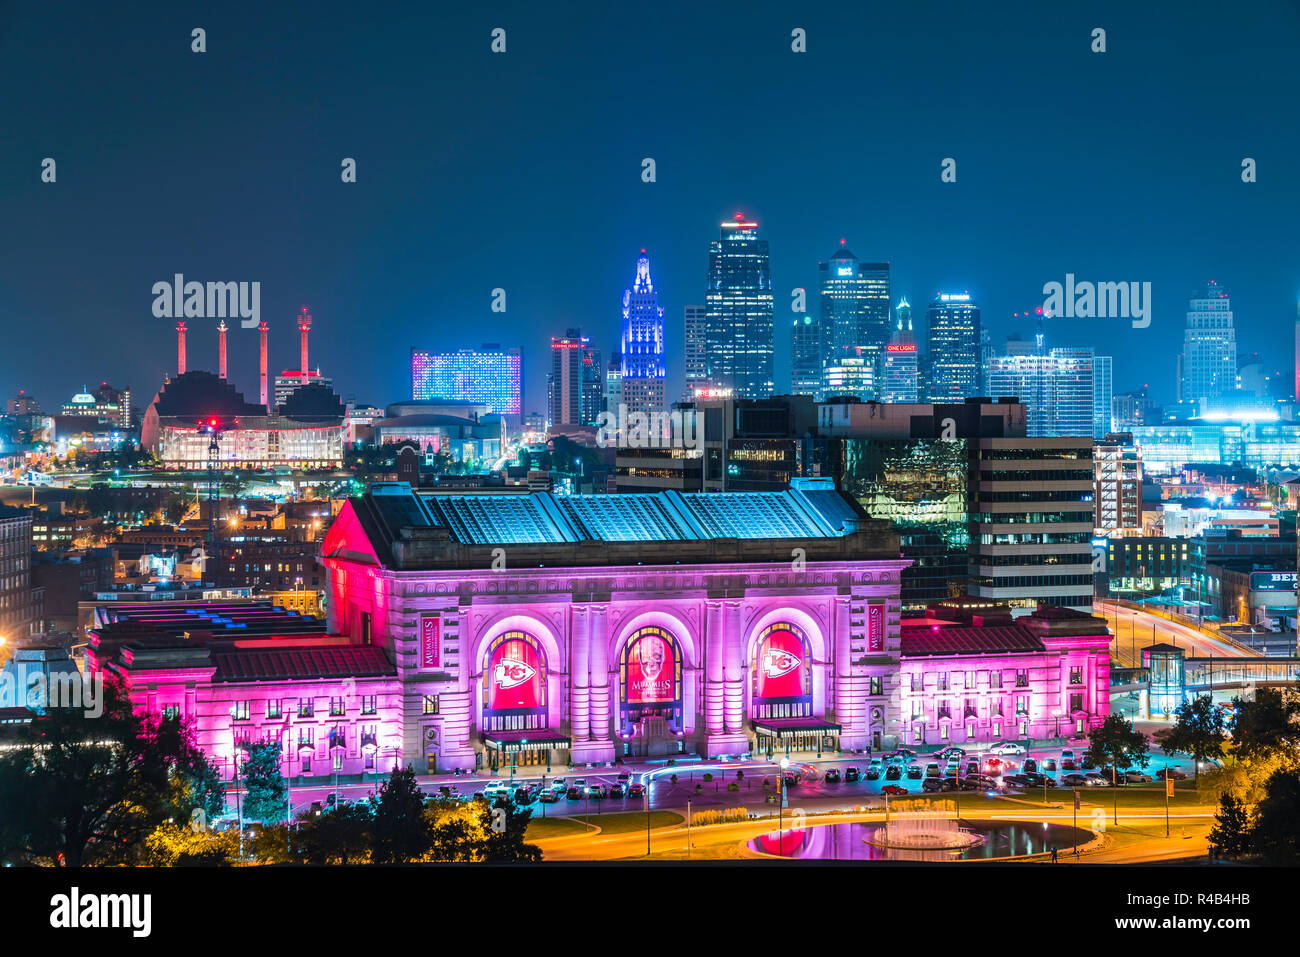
[{"x1": 2, "y1": 4, "x2": 1298, "y2": 415}]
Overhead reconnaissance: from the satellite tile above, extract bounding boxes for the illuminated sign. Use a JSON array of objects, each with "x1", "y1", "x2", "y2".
[
  {"x1": 885, "y1": 344, "x2": 916, "y2": 353},
  {"x1": 626, "y1": 628, "x2": 678, "y2": 704},
  {"x1": 837, "y1": 266, "x2": 853, "y2": 277},
  {"x1": 867, "y1": 604, "x2": 885, "y2": 653},
  {"x1": 420, "y1": 615, "x2": 441, "y2": 669},
  {"x1": 484, "y1": 632, "x2": 546, "y2": 711},
  {"x1": 939, "y1": 293, "x2": 971, "y2": 303},
  {"x1": 754, "y1": 624, "x2": 811, "y2": 700},
  {"x1": 1250, "y1": 571, "x2": 1297, "y2": 591}
]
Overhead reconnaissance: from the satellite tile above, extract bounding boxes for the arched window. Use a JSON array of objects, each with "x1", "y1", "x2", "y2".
[
  {"x1": 481, "y1": 631, "x2": 548, "y2": 733},
  {"x1": 618, "y1": 626, "x2": 683, "y2": 734},
  {"x1": 751, "y1": 622, "x2": 813, "y2": 720}
]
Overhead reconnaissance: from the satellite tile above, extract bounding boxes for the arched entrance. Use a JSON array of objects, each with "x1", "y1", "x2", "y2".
[
  {"x1": 480, "y1": 630, "x2": 567, "y2": 772},
  {"x1": 618, "y1": 625, "x2": 685, "y2": 758},
  {"x1": 750, "y1": 621, "x2": 839, "y2": 757}
]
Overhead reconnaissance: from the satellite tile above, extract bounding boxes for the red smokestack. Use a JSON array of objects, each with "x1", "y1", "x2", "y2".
[
  {"x1": 176, "y1": 321, "x2": 187, "y2": 375},
  {"x1": 259, "y1": 320, "x2": 269, "y2": 408},
  {"x1": 217, "y1": 320, "x2": 228, "y2": 379},
  {"x1": 298, "y1": 307, "x2": 312, "y2": 375}
]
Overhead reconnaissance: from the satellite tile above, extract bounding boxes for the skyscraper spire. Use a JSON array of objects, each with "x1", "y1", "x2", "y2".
[
  {"x1": 217, "y1": 320, "x2": 228, "y2": 379},
  {"x1": 176, "y1": 321, "x2": 187, "y2": 375},
  {"x1": 298, "y1": 307, "x2": 312, "y2": 375},
  {"x1": 620, "y1": 249, "x2": 666, "y2": 416},
  {"x1": 259, "y1": 320, "x2": 269, "y2": 408}
]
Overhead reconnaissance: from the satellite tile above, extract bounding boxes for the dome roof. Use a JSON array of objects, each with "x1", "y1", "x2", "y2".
[
  {"x1": 280, "y1": 381, "x2": 345, "y2": 420},
  {"x1": 151, "y1": 371, "x2": 263, "y2": 420}
]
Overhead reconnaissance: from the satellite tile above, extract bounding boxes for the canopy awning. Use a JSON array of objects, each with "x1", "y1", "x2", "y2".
[
  {"x1": 752, "y1": 718, "x2": 841, "y2": 739},
  {"x1": 481, "y1": 730, "x2": 571, "y2": 752}
]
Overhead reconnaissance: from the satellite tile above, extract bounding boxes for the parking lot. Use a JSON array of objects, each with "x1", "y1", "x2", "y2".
[{"x1": 422, "y1": 744, "x2": 1206, "y2": 813}]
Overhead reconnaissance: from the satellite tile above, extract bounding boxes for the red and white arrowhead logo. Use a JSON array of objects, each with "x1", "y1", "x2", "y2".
[
  {"x1": 763, "y1": 650, "x2": 800, "y2": 679},
  {"x1": 494, "y1": 659, "x2": 536, "y2": 690}
]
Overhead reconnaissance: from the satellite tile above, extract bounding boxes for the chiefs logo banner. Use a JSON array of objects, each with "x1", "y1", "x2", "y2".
[
  {"x1": 487, "y1": 636, "x2": 544, "y2": 710},
  {"x1": 756, "y1": 626, "x2": 807, "y2": 699}
]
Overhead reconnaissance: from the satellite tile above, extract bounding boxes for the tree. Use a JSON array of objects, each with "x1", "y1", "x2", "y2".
[
  {"x1": 477, "y1": 802, "x2": 541, "y2": 862},
  {"x1": 143, "y1": 822, "x2": 238, "y2": 866},
  {"x1": 1230, "y1": 688, "x2": 1300, "y2": 760},
  {"x1": 293, "y1": 801, "x2": 373, "y2": 864},
  {"x1": 1086, "y1": 714, "x2": 1151, "y2": 824},
  {"x1": 370, "y1": 766, "x2": 432, "y2": 863},
  {"x1": 156, "y1": 714, "x2": 225, "y2": 828},
  {"x1": 240, "y1": 742, "x2": 287, "y2": 823},
  {"x1": 1207, "y1": 793, "x2": 1253, "y2": 861},
  {"x1": 1163, "y1": 695, "x2": 1225, "y2": 781},
  {"x1": 1250, "y1": 766, "x2": 1300, "y2": 864},
  {"x1": 0, "y1": 676, "x2": 189, "y2": 865}
]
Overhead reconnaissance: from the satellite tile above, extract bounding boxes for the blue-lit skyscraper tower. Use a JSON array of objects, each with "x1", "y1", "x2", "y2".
[
  {"x1": 704, "y1": 214, "x2": 775, "y2": 399},
  {"x1": 620, "y1": 250, "x2": 666, "y2": 416}
]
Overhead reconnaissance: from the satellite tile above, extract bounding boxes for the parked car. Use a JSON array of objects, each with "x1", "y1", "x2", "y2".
[
  {"x1": 1060, "y1": 773, "x2": 1086, "y2": 787},
  {"x1": 925, "y1": 762, "x2": 941, "y2": 778},
  {"x1": 483, "y1": 780, "x2": 509, "y2": 799},
  {"x1": 944, "y1": 765, "x2": 959, "y2": 779},
  {"x1": 922, "y1": 776, "x2": 945, "y2": 792},
  {"x1": 1082, "y1": 773, "x2": 1108, "y2": 788},
  {"x1": 573, "y1": 778, "x2": 588, "y2": 791},
  {"x1": 782, "y1": 773, "x2": 800, "y2": 787},
  {"x1": 617, "y1": 772, "x2": 630, "y2": 784},
  {"x1": 1156, "y1": 767, "x2": 1188, "y2": 781},
  {"x1": 1023, "y1": 758, "x2": 1038, "y2": 774},
  {"x1": 823, "y1": 768, "x2": 841, "y2": 784},
  {"x1": 882, "y1": 784, "x2": 908, "y2": 796},
  {"x1": 588, "y1": 783, "x2": 607, "y2": 799},
  {"x1": 513, "y1": 786, "x2": 535, "y2": 804},
  {"x1": 1060, "y1": 749, "x2": 1075, "y2": 763},
  {"x1": 935, "y1": 746, "x2": 966, "y2": 760},
  {"x1": 566, "y1": 786, "x2": 583, "y2": 800},
  {"x1": 1126, "y1": 771, "x2": 1154, "y2": 784},
  {"x1": 1096, "y1": 767, "x2": 1127, "y2": 785},
  {"x1": 906, "y1": 764, "x2": 924, "y2": 780},
  {"x1": 1003, "y1": 774, "x2": 1030, "y2": 788},
  {"x1": 1080, "y1": 754, "x2": 1096, "y2": 770},
  {"x1": 885, "y1": 765, "x2": 902, "y2": 781},
  {"x1": 628, "y1": 783, "x2": 645, "y2": 798},
  {"x1": 1044, "y1": 759, "x2": 1057, "y2": 772},
  {"x1": 609, "y1": 783, "x2": 625, "y2": 798},
  {"x1": 990, "y1": 742, "x2": 1027, "y2": 755},
  {"x1": 962, "y1": 775, "x2": 994, "y2": 791},
  {"x1": 965, "y1": 760, "x2": 980, "y2": 776},
  {"x1": 538, "y1": 789, "x2": 559, "y2": 803},
  {"x1": 550, "y1": 778, "x2": 567, "y2": 792},
  {"x1": 848, "y1": 766, "x2": 863, "y2": 782},
  {"x1": 1061, "y1": 759, "x2": 1077, "y2": 771}
]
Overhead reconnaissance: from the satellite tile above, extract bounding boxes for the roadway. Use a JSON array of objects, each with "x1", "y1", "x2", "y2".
[{"x1": 1094, "y1": 599, "x2": 1260, "y2": 667}]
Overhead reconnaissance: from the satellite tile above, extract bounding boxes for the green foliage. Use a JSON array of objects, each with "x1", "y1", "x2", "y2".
[
  {"x1": 1250, "y1": 767, "x2": 1300, "y2": 864},
  {"x1": 371, "y1": 765, "x2": 431, "y2": 863},
  {"x1": 1085, "y1": 714, "x2": 1150, "y2": 771},
  {"x1": 143, "y1": 822, "x2": 239, "y2": 866},
  {"x1": 1207, "y1": 793, "x2": 1253, "y2": 860},
  {"x1": 0, "y1": 676, "x2": 205, "y2": 865},
  {"x1": 293, "y1": 801, "x2": 373, "y2": 864},
  {"x1": 240, "y1": 742, "x2": 287, "y2": 823},
  {"x1": 692, "y1": 807, "x2": 751, "y2": 827},
  {"x1": 1230, "y1": 688, "x2": 1300, "y2": 760},
  {"x1": 1162, "y1": 695, "x2": 1224, "y2": 780}
]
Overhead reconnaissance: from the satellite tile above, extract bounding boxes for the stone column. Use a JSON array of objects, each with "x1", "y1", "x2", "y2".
[
  {"x1": 723, "y1": 601, "x2": 744, "y2": 733},
  {"x1": 704, "y1": 600, "x2": 725, "y2": 735},
  {"x1": 587, "y1": 605, "x2": 611, "y2": 744},
  {"x1": 571, "y1": 606, "x2": 590, "y2": 743}
]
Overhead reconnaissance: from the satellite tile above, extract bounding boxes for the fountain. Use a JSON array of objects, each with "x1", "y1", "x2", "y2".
[{"x1": 869, "y1": 813, "x2": 983, "y2": 850}]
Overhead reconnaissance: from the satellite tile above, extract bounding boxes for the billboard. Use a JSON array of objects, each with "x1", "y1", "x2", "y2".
[
  {"x1": 420, "y1": 615, "x2": 441, "y2": 669},
  {"x1": 625, "y1": 628, "x2": 678, "y2": 704},
  {"x1": 867, "y1": 604, "x2": 885, "y2": 653},
  {"x1": 1250, "y1": 571, "x2": 1297, "y2": 591},
  {"x1": 485, "y1": 633, "x2": 546, "y2": 711},
  {"x1": 754, "y1": 624, "x2": 810, "y2": 700}
]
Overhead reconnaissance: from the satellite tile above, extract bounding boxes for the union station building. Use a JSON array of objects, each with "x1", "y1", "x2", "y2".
[{"x1": 320, "y1": 479, "x2": 1112, "y2": 773}]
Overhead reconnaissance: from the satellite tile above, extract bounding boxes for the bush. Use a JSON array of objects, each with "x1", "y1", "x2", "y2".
[
  {"x1": 702, "y1": 773, "x2": 714, "y2": 783},
  {"x1": 726, "y1": 782, "x2": 740, "y2": 792},
  {"x1": 692, "y1": 807, "x2": 751, "y2": 827}
]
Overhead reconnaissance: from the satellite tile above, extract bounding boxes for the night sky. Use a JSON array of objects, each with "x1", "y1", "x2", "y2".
[{"x1": 2, "y1": 0, "x2": 1298, "y2": 415}]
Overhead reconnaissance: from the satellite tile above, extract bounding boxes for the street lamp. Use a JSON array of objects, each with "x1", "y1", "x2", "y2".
[{"x1": 778, "y1": 756, "x2": 790, "y2": 853}]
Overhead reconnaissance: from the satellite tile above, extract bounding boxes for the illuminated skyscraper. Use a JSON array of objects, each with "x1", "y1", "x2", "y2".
[
  {"x1": 881, "y1": 298, "x2": 919, "y2": 403},
  {"x1": 926, "y1": 292, "x2": 982, "y2": 401},
  {"x1": 818, "y1": 243, "x2": 890, "y2": 398},
  {"x1": 683, "y1": 304, "x2": 708, "y2": 397},
  {"x1": 1179, "y1": 280, "x2": 1237, "y2": 409},
  {"x1": 620, "y1": 251, "x2": 666, "y2": 417},
  {"x1": 790, "y1": 314, "x2": 824, "y2": 398},
  {"x1": 548, "y1": 328, "x2": 588, "y2": 427},
  {"x1": 410, "y1": 344, "x2": 523, "y2": 418},
  {"x1": 703, "y1": 214, "x2": 774, "y2": 399}
]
